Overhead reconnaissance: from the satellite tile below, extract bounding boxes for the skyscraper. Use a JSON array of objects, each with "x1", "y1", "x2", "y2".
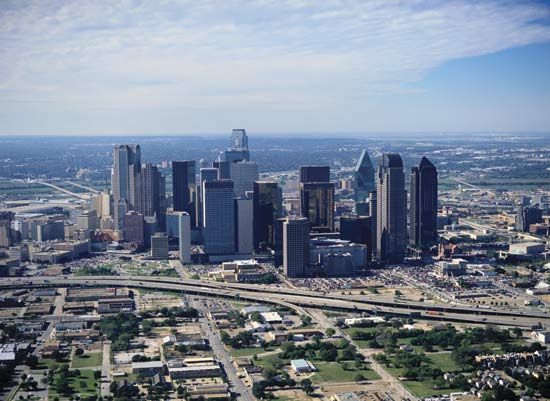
[
  {"x1": 253, "y1": 181, "x2": 282, "y2": 250},
  {"x1": 409, "y1": 156, "x2": 438, "y2": 249},
  {"x1": 177, "y1": 212, "x2": 191, "y2": 264},
  {"x1": 213, "y1": 160, "x2": 231, "y2": 179},
  {"x1": 112, "y1": 144, "x2": 141, "y2": 212},
  {"x1": 140, "y1": 163, "x2": 162, "y2": 222},
  {"x1": 283, "y1": 217, "x2": 310, "y2": 277},
  {"x1": 92, "y1": 190, "x2": 112, "y2": 219},
  {"x1": 354, "y1": 149, "x2": 376, "y2": 204},
  {"x1": 235, "y1": 195, "x2": 254, "y2": 254},
  {"x1": 299, "y1": 165, "x2": 334, "y2": 232},
  {"x1": 516, "y1": 205, "x2": 543, "y2": 232},
  {"x1": 172, "y1": 160, "x2": 196, "y2": 226},
  {"x1": 340, "y1": 215, "x2": 373, "y2": 262},
  {"x1": 198, "y1": 167, "x2": 220, "y2": 227},
  {"x1": 376, "y1": 154, "x2": 407, "y2": 263},
  {"x1": 203, "y1": 180, "x2": 235, "y2": 255},
  {"x1": 230, "y1": 161, "x2": 259, "y2": 198},
  {"x1": 300, "y1": 166, "x2": 330, "y2": 184},
  {"x1": 124, "y1": 211, "x2": 145, "y2": 247},
  {"x1": 225, "y1": 129, "x2": 250, "y2": 163}
]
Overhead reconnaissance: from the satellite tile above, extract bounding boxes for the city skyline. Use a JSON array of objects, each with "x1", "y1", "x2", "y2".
[{"x1": 1, "y1": 0, "x2": 549, "y2": 135}]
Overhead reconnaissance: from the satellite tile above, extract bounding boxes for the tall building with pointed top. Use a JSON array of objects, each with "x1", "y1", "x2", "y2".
[
  {"x1": 376, "y1": 154, "x2": 407, "y2": 263},
  {"x1": 409, "y1": 156, "x2": 438, "y2": 249},
  {"x1": 354, "y1": 149, "x2": 375, "y2": 204},
  {"x1": 225, "y1": 129, "x2": 250, "y2": 163}
]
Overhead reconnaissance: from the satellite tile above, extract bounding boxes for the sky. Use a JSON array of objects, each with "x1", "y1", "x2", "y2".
[{"x1": 1, "y1": 0, "x2": 550, "y2": 136}]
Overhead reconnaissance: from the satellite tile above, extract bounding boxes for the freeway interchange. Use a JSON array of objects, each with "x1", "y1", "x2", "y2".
[{"x1": 2, "y1": 275, "x2": 549, "y2": 328}]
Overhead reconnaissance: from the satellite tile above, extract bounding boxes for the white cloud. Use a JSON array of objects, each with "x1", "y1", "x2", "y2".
[{"x1": 0, "y1": 0, "x2": 549, "y2": 133}]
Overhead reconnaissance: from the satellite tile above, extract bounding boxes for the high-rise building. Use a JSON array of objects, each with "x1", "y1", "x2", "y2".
[
  {"x1": 340, "y1": 215, "x2": 373, "y2": 263},
  {"x1": 354, "y1": 149, "x2": 376, "y2": 205},
  {"x1": 213, "y1": 160, "x2": 231, "y2": 180},
  {"x1": 273, "y1": 217, "x2": 286, "y2": 268},
  {"x1": 0, "y1": 212, "x2": 15, "y2": 248},
  {"x1": 203, "y1": 180, "x2": 235, "y2": 255},
  {"x1": 124, "y1": 211, "x2": 145, "y2": 247},
  {"x1": 516, "y1": 205, "x2": 543, "y2": 232},
  {"x1": 92, "y1": 190, "x2": 112, "y2": 219},
  {"x1": 177, "y1": 212, "x2": 191, "y2": 264},
  {"x1": 151, "y1": 232, "x2": 169, "y2": 259},
  {"x1": 225, "y1": 129, "x2": 250, "y2": 163},
  {"x1": 376, "y1": 154, "x2": 407, "y2": 263},
  {"x1": 198, "y1": 167, "x2": 220, "y2": 227},
  {"x1": 140, "y1": 163, "x2": 163, "y2": 227},
  {"x1": 283, "y1": 217, "x2": 310, "y2": 277},
  {"x1": 76, "y1": 209, "x2": 99, "y2": 232},
  {"x1": 300, "y1": 166, "x2": 330, "y2": 183},
  {"x1": 300, "y1": 182, "x2": 335, "y2": 232},
  {"x1": 230, "y1": 161, "x2": 259, "y2": 198},
  {"x1": 409, "y1": 156, "x2": 438, "y2": 249},
  {"x1": 112, "y1": 144, "x2": 141, "y2": 212},
  {"x1": 253, "y1": 181, "x2": 282, "y2": 250},
  {"x1": 235, "y1": 196, "x2": 254, "y2": 254},
  {"x1": 114, "y1": 199, "x2": 128, "y2": 231},
  {"x1": 172, "y1": 161, "x2": 196, "y2": 226}
]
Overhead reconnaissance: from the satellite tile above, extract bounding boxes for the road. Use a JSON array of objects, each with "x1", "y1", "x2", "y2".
[
  {"x1": 190, "y1": 298, "x2": 255, "y2": 401},
  {"x1": 2, "y1": 276, "x2": 549, "y2": 328},
  {"x1": 35, "y1": 180, "x2": 91, "y2": 200},
  {"x1": 101, "y1": 341, "x2": 111, "y2": 397}
]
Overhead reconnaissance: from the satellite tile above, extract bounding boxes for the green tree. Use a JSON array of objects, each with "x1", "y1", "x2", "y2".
[{"x1": 300, "y1": 378, "x2": 314, "y2": 395}]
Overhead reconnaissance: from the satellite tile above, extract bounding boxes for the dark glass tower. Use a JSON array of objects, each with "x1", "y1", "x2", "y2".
[
  {"x1": 354, "y1": 149, "x2": 375, "y2": 203},
  {"x1": 172, "y1": 160, "x2": 196, "y2": 226},
  {"x1": 253, "y1": 181, "x2": 282, "y2": 250},
  {"x1": 299, "y1": 165, "x2": 334, "y2": 233},
  {"x1": 376, "y1": 154, "x2": 406, "y2": 263},
  {"x1": 409, "y1": 156, "x2": 438, "y2": 249},
  {"x1": 340, "y1": 215, "x2": 373, "y2": 263},
  {"x1": 300, "y1": 166, "x2": 330, "y2": 183}
]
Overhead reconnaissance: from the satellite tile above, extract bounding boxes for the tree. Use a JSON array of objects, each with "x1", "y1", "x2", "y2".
[
  {"x1": 75, "y1": 348, "x2": 84, "y2": 356},
  {"x1": 300, "y1": 378, "x2": 314, "y2": 395},
  {"x1": 93, "y1": 370, "x2": 101, "y2": 380},
  {"x1": 325, "y1": 328, "x2": 335, "y2": 337},
  {"x1": 354, "y1": 373, "x2": 365, "y2": 382}
]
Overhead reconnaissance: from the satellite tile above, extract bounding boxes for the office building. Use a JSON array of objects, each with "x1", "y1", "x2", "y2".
[
  {"x1": 300, "y1": 182, "x2": 335, "y2": 232},
  {"x1": 516, "y1": 205, "x2": 543, "y2": 232},
  {"x1": 177, "y1": 212, "x2": 191, "y2": 264},
  {"x1": 198, "y1": 167, "x2": 220, "y2": 227},
  {"x1": 114, "y1": 198, "x2": 128, "y2": 231},
  {"x1": 225, "y1": 128, "x2": 250, "y2": 163},
  {"x1": 151, "y1": 232, "x2": 169, "y2": 259},
  {"x1": 0, "y1": 212, "x2": 15, "y2": 248},
  {"x1": 165, "y1": 210, "x2": 180, "y2": 238},
  {"x1": 76, "y1": 209, "x2": 99, "y2": 232},
  {"x1": 340, "y1": 215, "x2": 373, "y2": 262},
  {"x1": 376, "y1": 154, "x2": 407, "y2": 263},
  {"x1": 300, "y1": 166, "x2": 330, "y2": 183},
  {"x1": 203, "y1": 180, "x2": 235, "y2": 255},
  {"x1": 33, "y1": 219, "x2": 65, "y2": 242},
  {"x1": 283, "y1": 217, "x2": 309, "y2": 277},
  {"x1": 112, "y1": 144, "x2": 141, "y2": 212},
  {"x1": 409, "y1": 156, "x2": 438, "y2": 249},
  {"x1": 172, "y1": 160, "x2": 196, "y2": 226},
  {"x1": 253, "y1": 181, "x2": 282, "y2": 250},
  {"x1": 124, "y1": 211, "x2": 145, "y2": 247},
  {"x1": 140, "y1": 163, "x2": 164, "y2": 228},
  {"x1": 235, "y1": 196, "x2": 254, "y2": 254},
  {"x1": 230, "y1": 161, "x2": 259, "y2": 198},
  {"x1": 213, "y1": 160, "x2": 231, "y2": 179},
  {"x1": 354, "y1": 149, "x2": 376, "y2": 213},
  {"x1": 92, "y1": 190, "x2": 112, "y2": 219}
]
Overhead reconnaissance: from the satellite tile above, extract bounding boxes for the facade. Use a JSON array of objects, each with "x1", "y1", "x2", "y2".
[
  {"x1": 235, "y1": 196, "x2": 254, "y2": 254},
  {"x1": 300, "y1": 182, "x2": 335, "y2": 232},
  {"x1": 339, "y1": 215, "x2": 373, "y2": 262},
  {"x1": 353, "y1": 149, "x2": 375, "y2": 204},
  {"x1": 213, "y1": 160, "x2": 231, "y2": 179},
  {"x1": 140, "y1": 163, "x2": 163, "y2": 228},
  {"x1": 376, "y1": 154, "x2": 407, "y2": 263},
  {"x1": 253, "y1": 181, "x2": 282, "y2": 250},
  {"x1": 124, "y1": 211, "x2": 145, "y2": 247},
  {"x1": 172, "y1": 160, "x2": 196, "y2": 226},
  {"x1": 151, "y1": 232, "x2": 169, "y2": 259},
  {"x1": 516, "y1": 205, "x2": 543, "y2": 232},
  {"x1": 76, "y1": 209, "x2": 99, "y2": 232},
  {"x1": 229, "y1": 161, "x2": 259, "y2": 198},
  {"x1": 203, "y1": 180, "x2": 235, "y2": 255},
  {"x1": 283, "y1": 217, "x2": 310, "y2": 277},
  {"x1": 300, "y1": 166, "x2": 330, "y2": 183},
  {"x1": 198, "y1": 167, "x2": 220, "y2": 227},
  {"x1": 92, "y1": 190, "x2": 112, "y2": 218},
  {"x1": 177, "y1": 212, "x2": 191, "y2": 264},
  {"x1": 409, "y1": 156, "x2": 438, "y2": 249},
  {"x1": 0, "y1": 212, "x2": 15, "y2": 248}
]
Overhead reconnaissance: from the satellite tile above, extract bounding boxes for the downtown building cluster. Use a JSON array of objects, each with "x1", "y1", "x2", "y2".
[{"x1": 103, "y1": 129, "x2": 438, "y2": 276}]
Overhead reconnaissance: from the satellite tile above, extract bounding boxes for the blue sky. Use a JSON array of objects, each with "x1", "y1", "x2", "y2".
[{"x1": 0, "y1": 0, "x2": 549, "y2": 135}]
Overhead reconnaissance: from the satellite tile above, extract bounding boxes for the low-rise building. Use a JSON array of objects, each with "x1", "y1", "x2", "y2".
[{"x1": 132, "y1": 361, "x2": 165, "y2": 377}]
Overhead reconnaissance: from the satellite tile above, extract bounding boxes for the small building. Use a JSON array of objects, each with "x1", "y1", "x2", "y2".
[
  {"x1": 132, "y1": 360, "x2": 164, "y2": 377},
  {"x1": 168, "y1": 364, "x2": 223, "y2": 380},
  {"x1": 260, "y1": 312, "x2": 283, "y2": 324},
  {"x1": 291, "y1": 359, "x2": 316, "y2": 374}
]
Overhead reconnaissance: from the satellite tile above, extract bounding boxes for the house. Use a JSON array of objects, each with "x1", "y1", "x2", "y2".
[{"x1": 291, "y1": 359, "x2": 316, "y2": 374}]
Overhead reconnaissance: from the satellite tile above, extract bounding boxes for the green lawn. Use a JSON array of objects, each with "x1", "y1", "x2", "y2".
[
  {"x1": 402, "y1": 380, "x2": 458, "y2": 398},
  {"x1": 427, "y1": 352, "x2": 462, "y2": 372},
  {"x1": 36, "y1": 358, "x2": 69, "y2": 371},
  {"x1": 310, "y1": 362, "x2": 380, "y2": 383},
  {"x1": 230, "y1": 347, "x2": 275, "y2": 357},
  {"x1": 72, "y1": 352, "x2": 103, "y2": 368},
  {"x1": 254, "y1": 353, "x2": 290, "y2": 371},
  {"x1": 49, "y1": 368, "x2": 99, "y2": 400}
]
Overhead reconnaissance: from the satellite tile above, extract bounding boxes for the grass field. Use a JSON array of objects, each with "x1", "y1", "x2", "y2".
[
  {"x1": 230, "y1": 347, "x2": 275, "y2": 357},
  {"x1": 49, "y1": 368, "x2": 99, "y2": 400},
  {"x1": 310, "y1": 362, "x2": 380, "y2": 383},
  {"x1": 72, "y1": 352, "x2": 103, "y2": 368},
  {"x1": 255, "y1": 353, "x2": 290, "y2": 371}
]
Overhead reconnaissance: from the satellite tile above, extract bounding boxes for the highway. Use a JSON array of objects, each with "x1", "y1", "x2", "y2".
[
  {"x1": 3, "y1": 276, "x2": 549, "y2": 328},
  {"x1": 35, "y1": 180, "x2": 91, "y2": 200}
]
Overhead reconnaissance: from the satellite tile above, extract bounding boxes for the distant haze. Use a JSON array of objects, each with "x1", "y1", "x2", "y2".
[{"x1": 1, "y1": 0, "x2": 549, "y2": 135}]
